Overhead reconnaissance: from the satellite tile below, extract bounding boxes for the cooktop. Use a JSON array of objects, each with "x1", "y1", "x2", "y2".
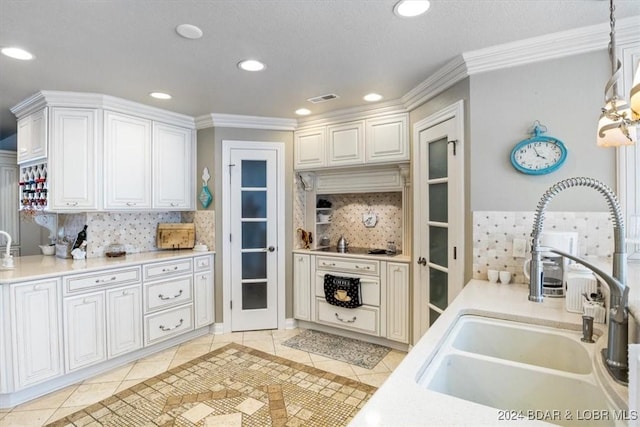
[{"x1": 312, "y1": 246, "x2": 401, "y2": 256}]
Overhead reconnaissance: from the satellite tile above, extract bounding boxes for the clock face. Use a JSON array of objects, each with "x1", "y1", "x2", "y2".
[{"x1": 510, "y1": 138, "x2": 567, "y2": 175}]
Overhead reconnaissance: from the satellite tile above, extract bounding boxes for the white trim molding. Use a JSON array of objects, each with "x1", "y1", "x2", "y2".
[{"x1": 196, "y1": 113, "x2": 297, "y2": 131}]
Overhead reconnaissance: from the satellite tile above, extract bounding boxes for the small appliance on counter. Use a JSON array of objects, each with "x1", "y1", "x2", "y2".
[
  {"x1": 565, "y1": 264, "x2": 598, "y2": 313},
  {"x1": 156, "y1": 223, "x2": 195, "y2": 249},
  {"x1": 337, "y1": 235, "x2": 348, "y2": 252},
  {"x1": 524, "y1": 231, "x2": 578, "y2": 297}
]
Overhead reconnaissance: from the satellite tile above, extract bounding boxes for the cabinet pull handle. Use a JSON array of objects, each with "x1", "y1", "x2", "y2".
[
  {"x1": 322, "y1": 262, "x2": 336, "y2": 267},
  {"x1": 158, "y1": 289, "x2": 183, "y2": 300},
  {"x1": 355, "y1": 265, "x2": 370, "y2": 270},
  {"x1": 335, "y1": 313, "x2": 356, "y2": 323},
  {"x1": 126, "y1": 202, "x2": 136, "y2": 206},
  {"x1": 170, "y1": 203, "x2": 178, "y2": 207},
  {"x1": 66, "y1": 202, "x2": 78, "y2": 206},
  {"x1": 159, "y1": 318, "x2": 184, "y2": 331},
  {"x1": 161, "y1": 266, "x2": 179, "y2": 273},
  {"x1": 95, "y1": 276, "x2": 117, "y2": 283}
]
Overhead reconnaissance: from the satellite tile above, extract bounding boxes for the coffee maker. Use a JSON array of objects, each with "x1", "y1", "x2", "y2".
[
  {"x1": 540, "y1": 231, "x2": 578, "y2": 297},
  {"x1": 524, "y1": 231, "x2": 578, "y2": 297}
]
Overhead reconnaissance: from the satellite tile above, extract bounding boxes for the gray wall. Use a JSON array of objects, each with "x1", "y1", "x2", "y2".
[
  {"x1": 197, "y1": 126, "x2": 294, "y2": 323},
  {"x1": 469, "y1": 49, "x2": 616, "y2": 212}
]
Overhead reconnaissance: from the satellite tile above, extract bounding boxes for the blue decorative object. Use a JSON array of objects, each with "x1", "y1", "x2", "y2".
[
  {"x1": 510, "y1": 121, "x2": 567, "y2": 175},
  {"x1": 199, "y1": 167, "x2": 213, "y2": 208}
]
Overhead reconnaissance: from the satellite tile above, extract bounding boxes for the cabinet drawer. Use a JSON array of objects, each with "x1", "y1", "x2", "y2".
[
  {"x1": 314, "y1": 271, "x2": 380, "y2": 306},
  {"x1": 315, "y1": 298, "x2": 379, "y2": 336},
  {"x1": 144, "y1": 258, "x2": 193, "y2": 280},
  {"x1": 144, "y1": 276, "x2": 193, "y2": 313},
  {"x1": 64, "y1": 267, "x2": 141, "y2": 294},
  {"x1": 315, "y1": 256, "x2": 379, "y2": 276},
  {"x1": 194, "y1": 255, "x2": 213, "y2": 272},
  {"x1": 144, "y1": 304, "x2": 194, "y2": 346}
]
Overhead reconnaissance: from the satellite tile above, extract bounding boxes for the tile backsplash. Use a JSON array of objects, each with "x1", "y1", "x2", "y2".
[
  {"x1": 316, "y1": 193, "x2": 403, "y2": 250},
  {"x1": 473, "y1": 211, "x2": 614, "y2": 284},
  {"x1": 57, "y1": 211, "x2": 214, "y2": 258}
]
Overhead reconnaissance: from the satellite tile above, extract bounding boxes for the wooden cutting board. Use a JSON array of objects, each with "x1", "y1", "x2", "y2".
[{"x1": 156, "y1": 223, "x2": 195, "y2": 249}]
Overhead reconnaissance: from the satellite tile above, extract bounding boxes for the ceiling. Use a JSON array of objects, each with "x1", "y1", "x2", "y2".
[{"x1": 1, "y1": 0, "x2": 639, "y2": 140}]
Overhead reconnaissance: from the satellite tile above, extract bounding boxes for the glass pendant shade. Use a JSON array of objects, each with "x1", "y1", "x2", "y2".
[
  {"x1": 631, "y1": 65, "x2": 640, "y2": 121},
  {"x1": 597, "y1": 99, "x2": 637, "y2": 147}
]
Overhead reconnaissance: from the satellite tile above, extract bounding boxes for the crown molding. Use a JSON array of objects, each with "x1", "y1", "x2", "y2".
[
  {"x1": 295, "y1": 99, "x2": 407, "y2": 129},
  {"x1": 196, "y1": 113, "x2": 297, "y2": 131},
  {"x1": 10, "y1": 90, "x2": 195, "y2": 128}
]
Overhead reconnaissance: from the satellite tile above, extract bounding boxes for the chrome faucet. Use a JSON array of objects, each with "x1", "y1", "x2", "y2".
[
  {"x1": 528, "y1": 177, "x2": 629, "y2": 384},
  {"x1": 0, "y1": 230, "x2": 14, "y2": 269}
]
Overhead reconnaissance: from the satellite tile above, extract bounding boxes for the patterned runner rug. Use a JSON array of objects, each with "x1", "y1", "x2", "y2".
[
  {"x1": 46, "y1": 343, "x2": 376, "y2": 427},
  {"x1": 281, "y1": 329, "x2": 391, "y2": 369}
]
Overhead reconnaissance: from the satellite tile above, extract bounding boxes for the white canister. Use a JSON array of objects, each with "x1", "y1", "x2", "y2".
[{"x1": 565, "y1": 264, "x2": 598, "y2": 313}]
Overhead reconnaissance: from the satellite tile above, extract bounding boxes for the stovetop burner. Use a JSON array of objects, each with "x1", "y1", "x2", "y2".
[{"x1": 312, "y1": 247, "x2": 400, "y2": 256}]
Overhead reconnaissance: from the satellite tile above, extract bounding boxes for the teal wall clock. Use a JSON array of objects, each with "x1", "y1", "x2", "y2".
[{"x1": 510, "y1": 122, "x2": 567, "y2": 175}]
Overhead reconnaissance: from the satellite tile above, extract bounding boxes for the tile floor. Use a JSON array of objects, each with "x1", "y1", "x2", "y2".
[{"x1": 0, "y1": 328, "x2": 407, "y2": 427}]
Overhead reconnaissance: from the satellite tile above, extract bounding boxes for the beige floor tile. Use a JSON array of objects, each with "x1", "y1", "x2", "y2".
[
  {"x1": 83, "y1": 363, "x2": 133, "y2": 384},
  {"x1": 308, "y1": 353, "x2": 333, "y2": 363},
  {"x1": 204, "y1": 412, "x2": 243, "y2": 427},
  {"x1": 1, "y1": 408, "x2": 56, "y2": 427},
  {"x1": 313, "y1": 359, "x2": 357, "y2": 378},
  {"x1": 61, "y1": 382, "x2": 120, "y2": 408},
  {"x1": 14, "y1": 385, "x2": 77, "y2": 411},
  {"x1": 115, "y1": 379, "x2": 143, "y2": 393},
  {"x1": 235, "y1": 397, "x2": 264, "y2": 415},
  {"x1": 210, "y1": 341, "x2": 231, "y2": 352},
  {"x1": 350, "y1": 360, "x2": 392, "y2": 376},
  {"x1": 46, "y1": 405, "x2": 86, "y2": 424},
  {"x1": 242, "y1": 330, "x2": 273, "y2": 341},
  {"x1": 182, "y1": 402, "x2": 215, "y2": 423},
  {"x1": 242, "y1": 339, "x2": 275, "y2": 354},
  {"x1": 357, "y1": 372, "x2": 390, "y2": 387},
  {"x1": 271, "y1": 328, "x2": 302, "y2": 340},
  {"x1": 213, "y1": 332, "x2": 243, "y2": 343},
  {"x1": 381, "y1": 349, "x2": 407, "y2": 371},
  {"x1": 274, "y1": 348, "x2": 313, "y2": 365},
  {"x1": 140, "y1": 346, "x2": 178, "y2": 363},
  {"x1": 169, "y1": 356, "x2": 199, "y2": 369},
  {"x1": 173, "y1": 343, "x2": 211, "y2": 360},
  {"x1": 185, "y1": 333, "x2": 215, "y2": 347},
  {"x1": 125, "y1": 360, "x2": 171, "y2": 381}
]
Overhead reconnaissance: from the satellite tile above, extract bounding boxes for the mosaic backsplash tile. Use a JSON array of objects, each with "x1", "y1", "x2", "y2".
[
  {"x1": 182, "y1": 210, "x2": 215, "y2": 250},
  {"x1": 317, "y1": 193, "x2": 402, "y2": 249},
  {"x1": 293, "y1": 175, "x2": 306, "y2": 250},
  {"x1": 473, "y1": 211, "x2": 613, "y2": 284}
]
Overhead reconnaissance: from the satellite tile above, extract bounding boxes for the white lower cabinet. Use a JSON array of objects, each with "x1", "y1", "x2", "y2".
[
  {"x1": 106, "y1": 284, "x2": 142, "y2": 358},
  {"x1": 10, "y1": 279, "x2": 63, "y2": 389},
  {"x1": 194, "y1": 270, "x2": 214, "y2": 328},
  {"x1": 386, "y1": 262, "x2": 410, "y2": 344},
  {"x1": 295, "y1": 253, "x2": 409, "y2": 344},
  {"x1": 64, "y1": 291, "x2": 107, "y2": 372},
  {"x1": 293, "y1": 254, "x2": 311, "y2": 321}
]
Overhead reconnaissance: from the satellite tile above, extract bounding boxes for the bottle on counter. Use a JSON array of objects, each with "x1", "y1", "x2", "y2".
[{"x1": 73, "y1": 225, "x2": 88, "y2": 250}]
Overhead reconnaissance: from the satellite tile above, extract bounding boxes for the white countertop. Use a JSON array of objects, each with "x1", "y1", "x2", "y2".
[
  {"x1": 0, "y1": 250, "x2": 215, "y2": 284},
  {"x1": 350, "y1": 278, "x2": 635, "y2": 426},
  {"x1": 292, "y1": 248, "x2": 411, "y2": 263}
]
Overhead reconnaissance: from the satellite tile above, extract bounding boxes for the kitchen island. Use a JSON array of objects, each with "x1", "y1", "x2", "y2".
[
  {"x1": 350, "y1": 262, "x2": 639, "y2": 426},
  {"x1": 0, "y1": 250, "x2": 215, "y2": 408}
]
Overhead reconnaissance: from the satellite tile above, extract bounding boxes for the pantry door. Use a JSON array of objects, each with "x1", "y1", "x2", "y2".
[
  {"x1": 413, "y1": 101, "x2": 465, "y2": 343},
  {"x1": 223, "y1": 141, "x2": 284, "y2": 332}
]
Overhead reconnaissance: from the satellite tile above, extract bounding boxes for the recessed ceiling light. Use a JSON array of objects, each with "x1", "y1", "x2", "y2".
[
  {"x1": 295, "y1": 108, "x2": 311, "y2": 116},
  {"x1": 176, "y1": 24, "x2": 203, "y2": 40},
  {"x1": 238, "y1": 59, "x2": 265, "y2": 72},
  {"x1": 1, "y1": 47, "x2": 34, "y2": 60},
  {"x1": 150, "y1": 92, "x2": 172, "y2": 100},
  {"x1": 363, "y1": 93, "x2": 383, "y2": 102},
  {"x1": 393, "y1": 0, "x2": 431, "y2": 17}
]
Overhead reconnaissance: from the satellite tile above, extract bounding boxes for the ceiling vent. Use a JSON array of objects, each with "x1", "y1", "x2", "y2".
[{"x1": 307, "y1": 93, "x2": 340, "y2": 104}]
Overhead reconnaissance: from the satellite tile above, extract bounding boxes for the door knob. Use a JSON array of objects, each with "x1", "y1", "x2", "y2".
[
  {"x1": 268, "y1": 246, "x2": 275, "y2": 252},
  {"x1": 417, "y1": 257, "x2": 427, "y2": 266}
]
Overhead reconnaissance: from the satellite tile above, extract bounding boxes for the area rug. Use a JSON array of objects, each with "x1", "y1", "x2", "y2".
[
  {"x1": 281, "y1": 329, "x2": 391, "y2": 369},
  {"x1": 46, "y1": 342, "x2": 377, "y2": 427}
]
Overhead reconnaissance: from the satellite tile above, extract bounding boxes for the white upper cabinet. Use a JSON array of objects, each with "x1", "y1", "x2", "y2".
[
  {"x1": 104, "y1": 111, "x2": 152, "y2": 210},
  {"x1": 152, "y1": 122, "x2": 194, "y2": 210},
  {"x1": 327, "y1": 121, "x2": 365, "y2": 167},
  {"x1": 17, "y1": 107, "x2": 47, "y2": 163},
  {"x1": 48, "y1": 107, "x2": 99, "y2": 211},
  {"x1": 365, "y1": 113, "x2": 409, "y2": 163},
  {"x1": 294, "y1": 127, "x2": 326, "y2": 170},
  {"x1": 294, "y1": 112, "x2": 408, "y2": 170}
]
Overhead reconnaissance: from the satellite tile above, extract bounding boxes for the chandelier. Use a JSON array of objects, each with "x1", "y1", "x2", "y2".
[{"x1": 596, "y1": 0, "x2": 640, "y2": 147}]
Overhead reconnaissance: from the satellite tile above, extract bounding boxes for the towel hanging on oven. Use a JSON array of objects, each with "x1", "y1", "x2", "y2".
[{"x1": 324, "y1": 274, "x2": 362, "y2": 309}]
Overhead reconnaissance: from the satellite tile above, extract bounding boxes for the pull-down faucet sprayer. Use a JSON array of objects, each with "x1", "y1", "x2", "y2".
[{"x1": 529, "y1": 177, "x2": 629, "y2": 384}]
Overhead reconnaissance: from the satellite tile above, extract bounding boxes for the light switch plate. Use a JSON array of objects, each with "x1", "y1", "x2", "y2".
[{"x1": 513, "y1": 238, "x2": 527, "y2": 258}]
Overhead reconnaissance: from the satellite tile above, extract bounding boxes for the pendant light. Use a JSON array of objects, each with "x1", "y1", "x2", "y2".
[{"x1": 596, "y1": 0, "x2": 638, "y2": 147}]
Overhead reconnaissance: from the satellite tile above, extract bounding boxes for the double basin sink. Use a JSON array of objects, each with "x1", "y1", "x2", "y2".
[{"x1": 417, "y1": 315, "x2": 624, "y2": 426}]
